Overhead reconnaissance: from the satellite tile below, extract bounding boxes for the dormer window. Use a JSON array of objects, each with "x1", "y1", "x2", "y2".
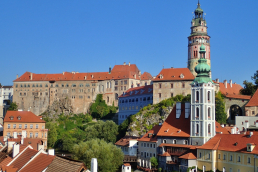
[
  {"x1": 180, "y1": 74, "x2": 184, "y2": 78},
  {"x1": 247, "y1": 143, "x2": 255, "y2": 152},
  {"x1": 160, "y1": 74, "x2": 163, "y2": 79},
  {"x1": 17, "y1": 116, "x2": 21, "y2": 120},
  {"x1": 10, "y1": 116, "x2": 14, "y2": 120}
]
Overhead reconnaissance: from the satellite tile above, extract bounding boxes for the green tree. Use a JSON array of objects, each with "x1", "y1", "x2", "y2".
[
  {"x1": 215, "y1": 92, "x2": 227, "y2": 124},
  {"x1": 61, "y1": 132, "x2": 76, "y2": 152},
  {"x1": 72, "y1": 139, "x2": 124, "y2": 172},
  {"x1": 85, "y1": 120, "x2": 118, "y2": 143},
  {"x1": 46, "y1": 122, "x2": 58, "y2": 148},
  {"x1": 8, "y1": 102, "x2": 18, "y2": 111},
  {"x1": 240, "y1": 80, "x2": 256, "y2": 96},
  {"x1": 150, "y1": 157, "x2": 158, "y2": 168}
]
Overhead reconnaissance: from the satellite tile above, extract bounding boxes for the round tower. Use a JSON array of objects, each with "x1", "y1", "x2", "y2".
[{"x1": 187, "y1": 1, "x2": 211, "y2": 77}]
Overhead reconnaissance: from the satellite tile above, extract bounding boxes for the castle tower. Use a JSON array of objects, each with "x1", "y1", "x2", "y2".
[
  {"x1": 188, "y1": 1, "x2": 211, "y2": 77},
  {"x1": 190, "y1": 41, "x2": 215, "y2": 146}
]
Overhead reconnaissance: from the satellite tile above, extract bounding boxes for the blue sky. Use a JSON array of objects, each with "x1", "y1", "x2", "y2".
[{"x1": 0, "y1": 0, "x2": 257, "y2": 86}]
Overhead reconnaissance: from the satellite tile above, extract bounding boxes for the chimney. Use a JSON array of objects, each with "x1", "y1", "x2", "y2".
[
  {"x1": 22, "y1": 130, "x2": 27, "y2": 139},
  {"x1": 91, "y1": 158, "x2": 98, "y2": 172},
  {"x1": 48, "y1": 149, "x2": 55, "y2": 155},
  {"x1": 21, "y1": 136, "x2": 24, "y2": 145},
  {"x1": 245, "y1": 120, "x2": 249, "y2": 129},
  {"x1": 221, "y1": 124, "x2": 224, "y2": 128},
  {"x1": 216, "y1": 78, "x2": 219, "y2": 83},
  {"x1": 13, "y1": 132, "x2": 17, "y2": 139},
  {"x1": 16, "y1": 74, "x2": 18, "y2": 79},
  {"x1": 250, "y1": 132, "x2": 253, "y2": 137},
  {"x1": 37, "y1": 143, "x2": 44, "y2": 151},
  {"x1": 231, "y1": 128, "x2": 235, "y2": 134},
  {"x1": 123, "y1": 62, "x2": 126, "y2": 65},
  {"x1": 12, "y1": 143, "x2": 20, "y2": 158},
  {"x1": 109, "y1": 66, "x2": 111, "y2": 74},
  {"x1": 8, "y1": 141, "x2": 15, "y2": 152},
  {"x1": 30, "y1": 73, "x2": 33, "y2": 80},
  {"x1": 224, "y1": 80, "x2": 227, "y2": 88},
  {"x1": 91, "y1": 75, "x2": 94, "y2": 78},
  {"x1": 63, "y1": 72, "x2": 65, "y2": 75},
  {"x1": 230, "y1": 80, "x2": 232, "y2": 88},
  {"x1": 84, "y1": 76, "x2": 87, "y2": 80},
  {"x1": 138, "y1": 70, "x2": 141, "y2": 76},
  {"x1": 128, "y1": 62, "x2": 130, "y2": 66}
]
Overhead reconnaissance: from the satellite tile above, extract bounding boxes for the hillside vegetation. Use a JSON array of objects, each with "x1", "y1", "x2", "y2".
[{"x1": 118, "y1": 94, "x2": 191, "y2": 138}]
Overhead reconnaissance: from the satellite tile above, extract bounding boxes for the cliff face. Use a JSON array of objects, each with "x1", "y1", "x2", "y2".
[
  {"x1": 41, "y1": 98, "x2": 73, "y2": 119},
  {"x1": 126, "y1": 104, "x2": 173, "y2": 137}
]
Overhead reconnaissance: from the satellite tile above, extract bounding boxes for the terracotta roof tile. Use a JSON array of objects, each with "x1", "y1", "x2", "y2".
[
  {"x1": 179, "y1": 152, "x2": 197, "y2": 159},
  {"x1": 219, "y1": 82, "x2": 251, "y2": 100},
  {"x1": 0, "y1": 157, "x2": 13, "y2": 166},
  {"x1": 198, "y1": 134, "x2": 258, "y2": 154},
  {"x1": 4, "y1": 111, "x2": 45, "y2": 123},
  {"x1": 158, "y1": 143, "x2": 197, "y2": 149},
  {"x1": 115, "y1": 136, "x2": 140, "y2": 147},
  {"x1": 119, "y1": 85, "x2": 153, "y2": 98},
  {"x1": 19, "y1": 153, "x2": 55, "y2": 172},
  {"x1": 10, "y1": 148, "x2": 38, "y2": 170},
  {"x1": 246, "y1": 89, "x2": 258, "y2": 107},
  {"x1": 0, "y1": 165, "x2": 18, "y2": 172},
  {"x1": 224, "y1": 94, "x2": 251, "y2": 100},
  {"x1": 45, "y1": 156, "x2": 86, "y2": 172},
  {"x1": 215, "y1": 122, "x2": 231, "y2": 134},
  {"x1": 160, "y1": 152, "x2": 170, "y2": 157},
  {"x1": 152, "y1": 68, "x2": 194, "y2": 82},
  {"x1": 137, "y1": 125, "x2": 162, "y2": 142},
  {"x1": 141, "y1": 72, "x2": 153, "y2": 80},
  {"x1": 111, "y1": 64, "x2": 140, "y2": 73},
  {"x1": 157, "y1": 103, "x2": 190, "y2": 137}
]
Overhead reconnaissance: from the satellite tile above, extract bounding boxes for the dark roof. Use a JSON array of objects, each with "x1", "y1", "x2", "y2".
[
  {"x1": 119, "y1": 85, "x2": 153, "y2": 98},
  {"x1": 115, "y1": 136, "x2": 140, "y2": 147},
  {"x1": 45, "y1": 156, "x2": 86, "y2": 172}
]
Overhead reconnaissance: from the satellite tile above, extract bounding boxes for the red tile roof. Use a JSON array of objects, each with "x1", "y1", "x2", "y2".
[
  {"x1": 123, "y1": 163, "x2": 131, "y2": 166},
  {"x1": 157, "y1": 103, "x2": 230, "y2": 137},
  {"x1": 159, "y1": 143, "x2": 197, "y2": 149},
  {"x1": 246, "y1": 89, "x2": 258, "y2": 107},
  {"x1": 0, "y1": 165, "x2": 18, "y2": 172},
  {"x1": 198, "y1": 134, "x2": 258, "y2": 154},
  {"x1": 152, "y1": 68, "x2": 194, "y2": 82},
  {"x1": 141, "y1": 72, "x2": 153, "y2": 80},
  {"x1": 115, "y1": 136, "x2": 140, "y2": 147},
  {"x1": 160, "y1": 152, "x2": 170, "y2": 157},
  {"x1": 4, "y1": 111, "x2": 45, "y2": 123},
  {"x1": 219, "y1": 82, "x2": 250, "y2": 100},
  {"x1": 157, "y1": 103, "x2": 190, "y2": 137},
  {"x1": 13, "y1": 64, "x2": 148, "y2": 82},
  {"x1": 179, "y1": 152, "x2": 197, "y2": 159},
  {"x1": 0, "y1": 157, "x2": 13, "y2": 166},
  {"x1": 137, "y1": 125, "x2": 162, "y2": 142},
  {"x1": 19, "y1": 153, "x2": 55, "y2": 172},
  {"x1": 9, "y1": 148, "x2": 38, "y2": 170},
  {"x1": 119, "y1": 85, "x2": 153, "y2": 98}
]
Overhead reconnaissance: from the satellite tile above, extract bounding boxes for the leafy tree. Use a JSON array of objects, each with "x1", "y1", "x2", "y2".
[
  {"x1": 240, "y1": 80, "x2": 256, "y2": 96},
  {"x1": 8, "y1": 102, "x2": 18, "y2": 111},
  {"x1": 46, "y1": 122, "x2": 58, "y2": 148},
  {"x1": 251, "y1": 70, "x2": 258, "y2": 87},
  {"x1": 150, "y1": 157, "x2": 158, "y2": 168},
  {"x1": 215, "y1": 92, "x2": 227, "y2": 124},
  {"x1": 85, "y1": 120, "x2": 118, "y2": 143},
  {"x1": 61, "y1": 132, "x2": 76, "y2": 152},
  {"x1": 72, "y1": 139, "x2": 124, "y2": 172}
]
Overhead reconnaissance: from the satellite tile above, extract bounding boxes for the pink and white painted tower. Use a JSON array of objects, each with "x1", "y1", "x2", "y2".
[{"x1": 188, "y1": 1, "x2": 211, "y2": 77}]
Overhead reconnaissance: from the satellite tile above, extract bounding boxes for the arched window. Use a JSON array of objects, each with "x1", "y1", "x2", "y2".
[
  {"x1": 196, "y1": 107, "x2": 199, "y2": 117},
  {"x1": 208, "y1": 124, "x2": 211, "y2": 134},
  {"x1": 196, "y1": 124, "x2": 199, "y2": 133},
  {"x1": 208, "y1": 91, "x2": 210, "y2": 101},
  {"x1": 196, "y1": 91, "x2": 199, "y2": 102},
  {"x1": 208, "y1": 107, "x2": 211, "y2": 118}
]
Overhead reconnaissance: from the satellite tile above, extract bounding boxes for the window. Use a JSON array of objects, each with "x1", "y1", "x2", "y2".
[
  {"x1": 30, "y1": 124, "x2": 33, "y2": 129},
  {"x1": 159, "y1": 84, "x2": 162, "y2": 88},
  {"x1": 45, "y1": 84, "x2": 48, "y2": 87},
  {"x1": 45, "y1": 133, "x2": 47, "y2": 138},
  {"x1": 147, "y1": 143, "x2": 149, "y2": 147},
  {"x1": 171, "y1": 84, "x2": 173, "y2": 88},
  {"x1": 25, "y1": 124, "x2": 27, "y2": 129},
  {"x1": 182, "y1": 83, "x2": 185, "y2": 88},
  {"x1": 121, "y1": 86, "x2": 123, "y2": 90},
  {"x1": 115, "y1": 87, "x2": 118, "y2": 91},
  {"x1": 218, "y1": 154, "x2": 220, "y2": 159},
  {"x1": 196, "y1": 91, "x2": 199, "y2": 102},
  {"x1": 36, "y1": 124, "x2": 38, "y2": 129},
  {"x1": 230, "y1": 155, "x2": 233, "y2": 161},
  {"x1": 159, "y1": 93, "x2": 161, "y2": 98},
  {"x1": 35, "y1": 133, "x2": 38, "y2": 138},
  {"x1": 141, "y1": 152, "x2": 143, "y2": 156},
  {"x1": 208, "y1": 107, "x2": 211, "y2": 118},
  {"x1": 144, "y1": 143, "x2": 146, "y2": 147},
  {"x1": 171, "y1": 93, "x2": 173, "y2": 97},
  {"x1": 223, "y1": 154, "x2": 226, "y2": 160},
  {"x1": 30, "y1": 133, "x2": 33, "y2": 138},
  {"x1": 124, "y1": 80, "x2": 127, "y2": 85},
  {"x1": 163, "y1": 139, "x2": 166, "y2": 143},
  {"x1": 8, "y1": 124, "x2": 10, "y2": 129},
  {"x1": 154, "y1": 144, "x2": 156, "y2": 148},
  {"x1": 252, "y1": 111, "x2": 255, "y2": 115},
  {"x1": 196, "y1": 107, "x2": 199, "y2": 117},
  {"x1": 208, "y1": 91, "x2": 210, "y2": 101},
  {"x1": 248, "y1": 157, "x2": 251, "y2": 163},
  {"x1": 173, "y1": 139, "x2": 176, "y2": 144},
  {"x1": 13, "y1": 124, "x2": 16, "y2": 129},
  {"x1": 208, "y1": 153, "x2": 210, "y2": 159},
  {"x1": 238, "y1": 156, "x2": 241, "y2": 162},
  {"x1": 124, "y1": 86, "x2": 126, "y2": 90},
  {"x1": 208, "y1": 124, "x2": 211, "y2": 134},
  {"x1": 115, "y1": 81, "x2": 118, "y2": 85},
  {"x1": 19, "y1": 124, "x2": 22, "y2": 129},
  {"x1": 196, "y1": 124, "x2": 199, "y2": 133},
  {"x1": 7, "y1": 132, "x2": 10, "y2": 137},
  {"x1": 199, "y1": 152, "x2": 202, "y2": 158}
]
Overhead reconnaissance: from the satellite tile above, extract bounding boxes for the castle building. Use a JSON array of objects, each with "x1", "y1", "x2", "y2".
[
  {"x1": 13, "y1": 63, "x2": 152, "y2": 115},
  {"x1": 187, "y1": 1, "x2": 211, "y2": 77},
  {"x1": 190, "y1": 41, "x2": 216, "y2": 146}
]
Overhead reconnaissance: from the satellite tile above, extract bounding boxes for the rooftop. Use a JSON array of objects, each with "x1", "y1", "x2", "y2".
[
  {"x1": 4, "y1": 111, "x2": 45, "y2": 123},
  {"x1": 115, "y1": 136, "x2": 140, "y2": 147},
  {"x1": 152, "y1": 68, "x2": 194, "y2": 82},
  {"x1": 137, "y1": 125, "x2": 162, "y2": 142},
  {"x1": 119, "y1": 85, "x2": 153, "y2": 98},
  {"x1": 246, "y1": 89, "x2": 258, "y2": 107}
]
